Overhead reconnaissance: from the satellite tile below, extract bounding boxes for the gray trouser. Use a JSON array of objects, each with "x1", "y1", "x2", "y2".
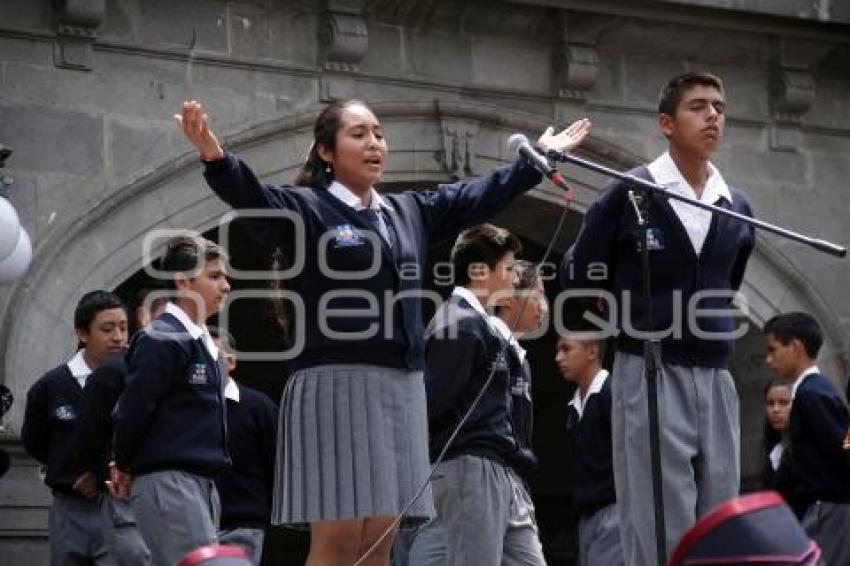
[
  {"x1": 130, "y1": 470, "x2": 220, "y2": 566},
  {"x1": 578, "y1": 504, "x2": 624, "y2": 566},
  {"x1": 612, "y1": 352, "x2": 740, "y2": 566},
  {"x1": 49, "y1": 492, "x2": 114, "y2": 566},
  {"x1": 802, "y1": 501, "x2": 850, "y2": 566},
  {"x1": 100, "y1": 495, "x2": 150, "y2": 565},
  {"x1": 392, "y1": 517, "x2": 448, "y2": 566},
  {"x1": 425, "y1": 454, "x2": 546, "y2": 566},
  {"x1": 219, "y1": 527, "x2": 265, "y2": 565}
]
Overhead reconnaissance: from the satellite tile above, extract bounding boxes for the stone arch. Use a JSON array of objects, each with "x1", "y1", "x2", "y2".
[{"x1": 1, "y1": 100, "x2": 846, "y2": 430}]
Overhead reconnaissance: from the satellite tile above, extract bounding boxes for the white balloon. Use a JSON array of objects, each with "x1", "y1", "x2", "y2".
[
  {"x1": 0, "y1": 197, "x2": 22, "y2": 261},
  {"x1": 0, "y1": 228, "x2": 32, "y2": 283}
]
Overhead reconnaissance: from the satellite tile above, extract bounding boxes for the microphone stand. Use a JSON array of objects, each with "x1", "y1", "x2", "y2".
[{"x1": 548, "y1": 149, "x2": 846, "y2": 566}]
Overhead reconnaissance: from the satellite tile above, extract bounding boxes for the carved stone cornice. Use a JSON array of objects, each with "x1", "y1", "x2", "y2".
[
  {"x1": 554, "y1": 11, "x2": 618, "y2": 100},
  {"x1": 54, "y1": 0, "x2": 105, "y2": 71},
  {"x1": 320, "y1": 0, "x2": 369, "y2": 73},
  {"x1": 437, "y1": 111, "x2": 479, "y2": 178},
  {"x1": 768, "y1": 38, "x2": 835, "y2": 151}
]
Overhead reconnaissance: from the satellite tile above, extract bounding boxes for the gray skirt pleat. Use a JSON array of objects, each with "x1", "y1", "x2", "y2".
[{"x1": 271, "y1": 364, "x2": 435, "y2": 530}]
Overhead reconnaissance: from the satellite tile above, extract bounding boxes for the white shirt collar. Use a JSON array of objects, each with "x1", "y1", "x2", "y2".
[
  {"x1": 164, "y1": 302, "x2": 219, "y2": 360},
  {"x1": 791, "y1": 365, "x2": 820, "y2": 400},
  {"x1": 327, "y1": 181, "x2": 393, "y2": 211},
  {"x1": 647, "y1": 151, "x2": 732, "y2": 205},
  {"x1": 452, "y1": 286, "x2": 489, "y2": 317},
  {"x1": 489, "y1": 315, "x2": 527, "y2": 364},
  {"x1": 67, "y1": 350, "x2": 93, "y2": 388},
  {"x1": 569, "y1": 368, "x2": 609, "y2": 420},
  {"x1": 224, "y1": 377, "x2": 240, "y2": 403}
]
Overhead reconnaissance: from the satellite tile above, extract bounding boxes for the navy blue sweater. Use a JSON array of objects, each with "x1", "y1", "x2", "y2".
[
  {"x1": 565, "y1": 376, "x2": 616, "y2": 517},
  {"x1": 560, "y1": 166, "x2": 754, "y2": 368},
  {"x1": 217, "y1": 383, "x2": 278, "y2": 530},
  {"x1": 424, "y1": 295, "x2": 536, "y2": 475},
  {"x1": 787, "y1": 372, "x2": 850, "y2": 516},
  {"x1": 71, "y1": 353, "x2": 126, "y2": 482},
  {"x1": 113, "y1": 313, "x2": 229, "y2": 477},
  {"x1": 22, "y1": 363, "x2": 88, "y2": 495},
  {"x1": 203, "y1": 153, "x2": 542, "y2": 372}
]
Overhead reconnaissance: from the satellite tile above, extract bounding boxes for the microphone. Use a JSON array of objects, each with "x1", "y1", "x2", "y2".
[{"x1": 507, "y1": 134, "x2": 573, "y2": 197}]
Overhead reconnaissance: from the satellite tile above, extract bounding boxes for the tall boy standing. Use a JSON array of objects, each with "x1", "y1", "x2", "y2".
[{"x1": 561, "y1": 72, "x2": 755, "y2": 564}]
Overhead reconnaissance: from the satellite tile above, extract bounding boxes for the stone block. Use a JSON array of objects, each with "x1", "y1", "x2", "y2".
[
  {"x1": 471, "y1": 36, "x2": 551, "y2": 94},
  {"x1": 0, "y1": 104, "x2": 103, "y2": 177},
  {"x1": 231, "y1": 1, "x2": 317, "y2": 67},
  {"x1": 407, "y1": 29, "x2": 471, "y2": 84},
  {"x1": 106, "y1": 117, "x2": 184, "y2": 186},
  {"x1": 0, "y1": 37, "x2": 51, "y2": 67},
  {"x1": 1, "y1": 61, "x2": 97, "y2": 110},
  {"x1": 360, "y1": 23, "x2": 404, "y2": 78},
  {"x1": 0, "y1": 0, "x2": 51, "y2": 30},
  {"x1": 138, "y1": 0, "x2": 229, "y2": 53}
]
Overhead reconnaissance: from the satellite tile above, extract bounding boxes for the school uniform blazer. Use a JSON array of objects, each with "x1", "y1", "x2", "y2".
[
  {"x1": 22, "y1": 364, "x2": 86, "y2": 494},
  {"x1": 113, "y1": 313, "x2": 228, "y2": 478},
  {"x1": 787, "y1": 372, "x2": 850, "y2": 514},
  {"x1": 203, "y1": 152, "x2": 543, "y2": 372}
]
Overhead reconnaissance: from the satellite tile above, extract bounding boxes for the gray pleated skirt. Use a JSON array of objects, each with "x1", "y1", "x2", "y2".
[{"x1": 271, "y1": 364, "x2": 435, "y2": 530}]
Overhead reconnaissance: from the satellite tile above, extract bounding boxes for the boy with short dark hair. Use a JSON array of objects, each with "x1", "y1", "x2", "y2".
[
  {"x1": 764, "y1": 312, "x2": 850, "y2": 565},
  {"x1": 113, "y1": 235, "x2": 231, "y2": 565},
  {"x1": 556, "y1": 332, "x2": 623, "y2": 566},
  {"x1": 422, "y1": 224, "x2": 546, "y2": 565},
  {"x1": 561, "y1": 71, "x2": 755, "y2": 564},
  {"x1": 22, "y1": 290, "x2": 129, "y2": 565}
]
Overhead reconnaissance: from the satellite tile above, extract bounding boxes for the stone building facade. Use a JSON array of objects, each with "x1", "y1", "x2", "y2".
[{"x1": 1, "y1": 0, "x2": 848, "y2": 563}]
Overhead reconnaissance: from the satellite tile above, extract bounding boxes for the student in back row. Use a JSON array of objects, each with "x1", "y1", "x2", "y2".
[
  {"x1": 22, "y1": 290, "x2": 128, "y2": 565},
  {"x1": 763, "y1": 312, "x2": 850, "y2": 566}
]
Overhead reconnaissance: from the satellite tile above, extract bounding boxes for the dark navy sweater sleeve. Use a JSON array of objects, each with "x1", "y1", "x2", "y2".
[
  {"x1": 559, "y1": 179, "x2": 625, "y2": 291},
  {"x1": 72, "y1": 356, "x2": 124, "y2": 476},
  {"x1": 415, "y1": 160, "x2": 543, "y2": 244},
  {"x1": 728, "y1": 189, "x2": 755, "y2": 292},
  {"x1": 21, "y1": 377, "x2": 51, "y2": 464},
  {"x1": 113, "y1": 332, "x2": 187, "y2": 471},
  {"x1": 796, "y1": 386, "x2": 849, "y2": 458}
]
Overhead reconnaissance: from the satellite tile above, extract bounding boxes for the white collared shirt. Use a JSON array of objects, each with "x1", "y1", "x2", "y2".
[
  {"x1": 224, "y1": 377, "x2": 240, "y2": 403},
  {"x1": 569, "y1": 368, "x2": 610, "y2": 420},
  {"x1": 791, "y1": 365, "x2": 820, "y2": 401},
  {"x1": 67, "y1": 350, "x2": 93, "y2": 389},
  {"x1": 452, "y1": 286, "x2": 489, "y2": 317},
  {"x1": 489, "y1": 315, "x2": 527, "y2": 365},
  {"x1": 647, "y1": 151, "x2": 732, "y2": 255},
  {"x1": 769, "y1": 443, "x2": 784, "y2": 472},
  {"x1": 328, "y1": 180, "x2": 393, "y2": 244},
  {"x1": 164, "y1": 302, "x2": 219, "y2": 361}
]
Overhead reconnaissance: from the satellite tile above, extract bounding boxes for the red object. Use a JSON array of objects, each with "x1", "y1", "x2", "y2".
[
  {"x1": 178, "y1": 544, "x2": 249, "y2": 566},
  {"x1": 669, "y1": 491, "x2": 821, "y2": 565}
]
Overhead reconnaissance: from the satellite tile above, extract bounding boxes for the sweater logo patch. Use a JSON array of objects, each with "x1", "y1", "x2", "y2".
[
  {"x1": 53, "y1": 404, "x2": 76, "y2": 421},
  {"x1": 331, "y1": 224, "x2": 366, "y2": 248},
  {"x1": 512, "y1": 377, "x2": 532, "y2": 401},
  {"x1": 634, "y1": 227, "x2": 665, "y2": 252},
  {"x1": 189, "y1": 363, "x2": 209, "y2": 385}
]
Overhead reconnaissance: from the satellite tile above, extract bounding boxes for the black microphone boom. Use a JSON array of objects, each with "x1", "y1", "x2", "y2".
[
  {"x1": 545, "y1": 148, "x2": 846, "y2": 258},
  {"x1": 508, "y1": 134, "x2": 572, "y2": 195}
]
